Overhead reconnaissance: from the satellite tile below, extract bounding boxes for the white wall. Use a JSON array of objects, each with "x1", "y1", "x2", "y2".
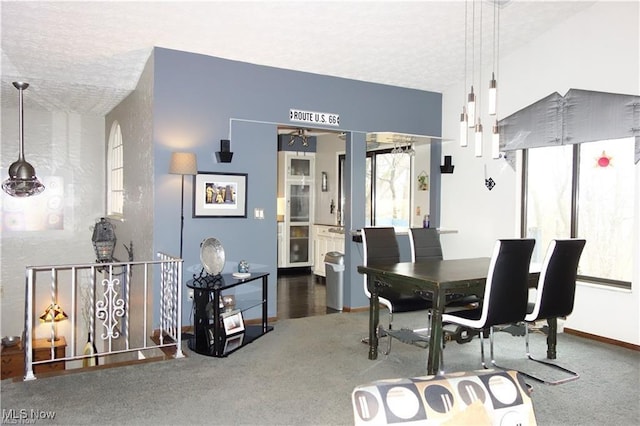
[
  {"x1": 441, "y1": 1, "x2": 639, "y2": 345},
  {"x1": 0, "y1": 108, "x2": 105, "y2": 338},
  {"x1": 315, "y1": 134, "x2": 344, "y2": 226}
]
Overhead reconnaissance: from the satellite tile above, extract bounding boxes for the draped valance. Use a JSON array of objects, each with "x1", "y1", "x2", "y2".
[{"x1": 498, "y1": 89, "x2": 640, "y2": 164}]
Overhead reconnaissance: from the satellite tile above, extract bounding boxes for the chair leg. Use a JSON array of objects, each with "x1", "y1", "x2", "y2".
[
  {"x1": 521, "y1": 323, "x2": 580, "y2": 385},
  {"x1": 382, "y1": 311, "x2": 393, "y2": 356}
]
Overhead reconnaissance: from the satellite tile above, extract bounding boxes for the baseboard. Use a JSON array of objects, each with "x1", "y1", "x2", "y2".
[{"x1": 564, "y1": 327, "x2": 640, "y2": 351}]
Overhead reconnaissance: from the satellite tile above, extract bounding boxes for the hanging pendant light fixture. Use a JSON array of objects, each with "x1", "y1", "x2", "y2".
[
  {"x1": 488, "y1": 1, "x2": 499, "y2": 116},
  {"x1": 491, "y1": 120, "x2": 501, "y2": 159},
  {"x1": 2, "y1": 82, "x2": 45, "y2": 197},
  {"x1": 474, "y1": 0, "x2": 483, "y2": 158},
  {"x1": 466, "y1": 0, "x2": 476, "y2": 129},
  {"x1": 460, "y1": 0, "x2": 469, "y2": 147}
]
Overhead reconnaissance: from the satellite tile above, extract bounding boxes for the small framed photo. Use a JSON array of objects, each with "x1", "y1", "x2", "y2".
[
  {"x1": 223, "y1": 333, "x2": 244, "y2": 354},
  {"x1": 222, "y1": 310, "x2": 245, "y2": 336},
  {"x1": 193, "y1": 172, "x2": 248, "y2": 218}
]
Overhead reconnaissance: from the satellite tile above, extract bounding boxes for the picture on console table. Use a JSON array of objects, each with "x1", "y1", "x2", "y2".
[
  {"x1": 221, "y1": 310, "x2": 245, "y2": 336},
  {"x1": 223, "y1": 333, "x2": 244, "y2": 354},
  {"x1": 193, "y1": 172, "x2": 248, "y2": 218}
]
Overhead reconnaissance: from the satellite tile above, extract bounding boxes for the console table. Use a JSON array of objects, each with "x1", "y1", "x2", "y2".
[{"x1": 187, "y1": 272, "x2": 273, "y2": 357}]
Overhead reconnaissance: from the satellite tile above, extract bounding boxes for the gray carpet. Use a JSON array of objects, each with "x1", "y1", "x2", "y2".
[{"x1": 1, "y1": 311, "x2": 638, "y2": 425}]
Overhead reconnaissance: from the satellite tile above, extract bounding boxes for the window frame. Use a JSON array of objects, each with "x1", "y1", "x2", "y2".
[
  {"x1": 521, "y1": 140, "x2": 633, "y2": 289},
  {"x1": 107, "y1": 121, "x2": 124, "y2": 219},
  {"x1": 338, "y1": 146, "x2": 413, "y2": 228}
]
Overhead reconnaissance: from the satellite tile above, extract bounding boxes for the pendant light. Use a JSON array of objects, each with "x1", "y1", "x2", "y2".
[
  {"x1": 491, "y1": 121, "x2": 501, "y2": 159},
  {"x1": 2, "y1": 82, "x2": 45, "y2": 197},
  {"x1": 488, "y1": 2, "x2": 499, "y2": 116},
  {"x1": 490, "y1": 1, "x2": 502, "y2": 159},
  {"x1": 466, "y1": 0, "x2": 476, "y2": 129},
  {"x1": 474, "y1": 0, "x2": 483, "y2": 158},
  {"x1": 460, "y1": 0, "x2": 469, "y2": 147}
]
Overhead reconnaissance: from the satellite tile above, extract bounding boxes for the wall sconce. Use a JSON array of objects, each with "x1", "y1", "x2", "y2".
[
  {"x1": 321, "y1": 172, "x2": 328, "y2": 192},
  {"x1": 440, "y1": 155, "x2": 455, "y2": 174},
  {"x1": 40, "y1": 303, "x2": 68, "y2": 341},
  {"x1": 215, "y1": 139, "x2": 233, "y2": 163},
  {"x1": 92, "y1": 217, "x2": 117, "y2": 263}
]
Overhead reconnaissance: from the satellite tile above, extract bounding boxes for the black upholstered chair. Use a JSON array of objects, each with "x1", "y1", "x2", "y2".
[
  {"x1": 362, "y1": 227, "x2": 432, "y2": 354},
  {"x1": 408, "y1": 228, "x2": 480, "y2": 309},
  {"x1": 521, "y1": 238, "x2": 586, "y2": 385},
  {"x1": 441, "y1": 239, "x2": 535, "y2": 370},
  {"x1": 408, "y1": 228, "x2": 443, "y2": 262}
]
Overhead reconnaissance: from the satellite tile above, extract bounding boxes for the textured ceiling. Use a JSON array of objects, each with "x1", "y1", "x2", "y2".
[{"x1": 0, "y1": 1, "x2": 597, "y2": 115}]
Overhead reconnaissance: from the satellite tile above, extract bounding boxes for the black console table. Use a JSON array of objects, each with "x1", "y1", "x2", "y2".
[{"x1": 187, "y1": 272, "x2": 273, "y2": 357}]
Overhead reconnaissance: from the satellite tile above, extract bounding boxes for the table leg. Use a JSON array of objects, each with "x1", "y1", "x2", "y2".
[
  {"x1": 368, "y1": 277, "x2": 379, "y2": 360},
  {"x1": 427, "y1": 291, "x2": 447, "y2": 375},
  {"x1": 547, "y1": 317, "x2": 557, "y2": 359}
]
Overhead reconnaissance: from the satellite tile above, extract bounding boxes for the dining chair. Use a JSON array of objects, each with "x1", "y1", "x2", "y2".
[
  {"x1": 519, "y1": 238, "x2": 586, "y2": 385},
  {"x1": 440, "y1": 238, "x2": 535, "y2": 370},
  {"x1": 361, "y1": 227, "x2": 433, "y2": 354},
  {"x1": 408, "y1": 227, "x2": 480, "y2": 310}
]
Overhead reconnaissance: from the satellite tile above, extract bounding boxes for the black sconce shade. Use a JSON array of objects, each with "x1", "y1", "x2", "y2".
[
  {"x1": 440, "y1": 156, "x2": 454, "y2": 174},
  {"x1": 216, "y1": 139, "x2": 233, "y2": 163}
]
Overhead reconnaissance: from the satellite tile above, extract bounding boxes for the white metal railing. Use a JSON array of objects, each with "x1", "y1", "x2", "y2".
[{"x1": 23, "y1": 252, "x2": 184, "y2": 381}]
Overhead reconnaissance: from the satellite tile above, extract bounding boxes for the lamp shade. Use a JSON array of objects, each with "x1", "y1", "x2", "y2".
[
  {"x1": 169, "y1": 152, "x2": 197, "y2": 175},
  {"x1": 39, "y1": 303, "x2": 68, "y2": 322}
]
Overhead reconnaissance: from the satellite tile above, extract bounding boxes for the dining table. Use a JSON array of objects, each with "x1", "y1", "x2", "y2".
[{"x1": 358, "y1": 258, "x2": 553, "y2": 375}]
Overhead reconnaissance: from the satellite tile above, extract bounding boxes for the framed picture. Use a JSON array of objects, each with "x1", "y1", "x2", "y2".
[
  {"x1": 223, "y1": 333, "x2": 244, "y2": 354},
  {"x1": 193, "y1": 172, "x2": 248, "y2": 218},
  {"x1": 222, "y1": 310, "x2": 245, "y2": 336}
]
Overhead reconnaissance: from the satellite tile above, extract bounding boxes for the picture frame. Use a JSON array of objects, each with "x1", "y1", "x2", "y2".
[
  {"x1": 223, "y1": 333, "x2": 244, "y2": 354},
  {"x1": 193, "y1": 172, "x2": 248, "y2": 218},
  {"x1": 221, "y1": 310, "x2": 245, "y2": 336}
]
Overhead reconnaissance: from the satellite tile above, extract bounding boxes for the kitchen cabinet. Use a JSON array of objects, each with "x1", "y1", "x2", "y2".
[
  {"x1": 312, "y1": 225, "x2": 345, "y2": 277},
  {"x1": 278, "y1": 152, "x2": 315, "y2": 268}
]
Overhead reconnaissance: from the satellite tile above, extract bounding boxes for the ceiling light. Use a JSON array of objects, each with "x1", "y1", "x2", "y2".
[
  {"x1": 475, "y1": 119, "x2": 483, "y2": 157},
  {"x1": 488, "y1": 1, "x2": 499, "y2": 116},
  {"x1": 2, "y1": 82, "x2": 45, "y2": 197},
  {"x1": 492, "y1": 121, "x2": 501, "y2": 159}
]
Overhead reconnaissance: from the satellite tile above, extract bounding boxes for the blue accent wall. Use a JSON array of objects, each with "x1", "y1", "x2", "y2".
[{"x1": 150, "y1": 47, "x2": 442, "y2": 322}]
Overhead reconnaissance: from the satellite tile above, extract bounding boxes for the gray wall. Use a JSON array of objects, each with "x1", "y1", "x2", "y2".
[{"x1": 150, "y1": 48, "x2": 442, "y2": 321}]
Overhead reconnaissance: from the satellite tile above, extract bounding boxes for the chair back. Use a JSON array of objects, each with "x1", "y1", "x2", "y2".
[
  {"x1": 527, "y1": 239, "x2": 586, "y2": 321},
  {"x1": 408, "y1": 228, "x2": 443, "y2": 262},
  {"x1": 362, "y1": 227, "x2": 400, "y2": 266},
  {"x1": 481, "y1": 239, "x2": 536, "y2": 328},
  {"x1": 362, "y1": 227, "x2": 431, "y2": 312}
]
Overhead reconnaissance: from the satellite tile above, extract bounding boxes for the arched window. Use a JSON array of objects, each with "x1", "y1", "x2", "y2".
[{"x1": 107, "y1": 122, "x2": 124, "y2": 218}]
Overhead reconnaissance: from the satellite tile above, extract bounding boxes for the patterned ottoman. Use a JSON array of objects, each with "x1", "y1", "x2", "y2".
[{"x1": 352, "y1": 369, "x2": 536, "y2": 425}]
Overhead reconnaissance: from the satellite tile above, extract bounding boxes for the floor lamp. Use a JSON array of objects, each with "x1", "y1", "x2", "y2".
[{"x1": 169, "y1": 152, "x2": 198, "y2": 258}]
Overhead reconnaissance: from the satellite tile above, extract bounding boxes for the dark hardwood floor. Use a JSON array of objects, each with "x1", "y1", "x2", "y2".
[{"x1": 277, "y1": 269, "x2": 338, "y2": 319}]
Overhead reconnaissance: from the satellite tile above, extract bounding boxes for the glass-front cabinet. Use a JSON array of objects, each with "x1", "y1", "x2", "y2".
[{"x1": 278, "y1": 151, "x2": 314, "y2": 268}]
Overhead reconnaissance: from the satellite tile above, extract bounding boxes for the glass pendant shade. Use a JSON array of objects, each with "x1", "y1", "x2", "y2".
[
  {"x1": 467, "y1": 86, "x2": 476, "y2": 128},
  {"x1": 474, "y1": 121, "x2": 483, "y2": 157},
  {"x1": 2, "y1": 82, "x2": 45, "y2": 197},
  {"x1": 488, "y1": 74, "x2": 497, "y2": 116},
  {"x1": 492, "y1": 122, "x2": 501, "y2": 159},
  {"x1": 459, "y1": 107, "x2": 468, "y2": 147}
]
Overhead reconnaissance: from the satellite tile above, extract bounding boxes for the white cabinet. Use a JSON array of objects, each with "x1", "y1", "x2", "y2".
[
  {"x1": 278, "y1": 152, "x2": 315, "y2": 268},
  {"x1": 312, "y1": 225, "x2": 345, "y2": 277}
]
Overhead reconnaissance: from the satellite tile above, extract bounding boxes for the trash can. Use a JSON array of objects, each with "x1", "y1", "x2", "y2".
[{"x1": 324, "y1": 251, "x2": 344, "y2": 311}]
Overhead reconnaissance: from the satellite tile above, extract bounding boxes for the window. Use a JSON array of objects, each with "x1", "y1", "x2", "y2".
[
  {"x1": 339, "y1": 147, "x2": 412, "y2": 228},
  {"x1": 107, "y1": 122, "x2": 124, "y2": 217},
  {"x1": 523, "y1": 137, "x2": 634, "y2": 288}
]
